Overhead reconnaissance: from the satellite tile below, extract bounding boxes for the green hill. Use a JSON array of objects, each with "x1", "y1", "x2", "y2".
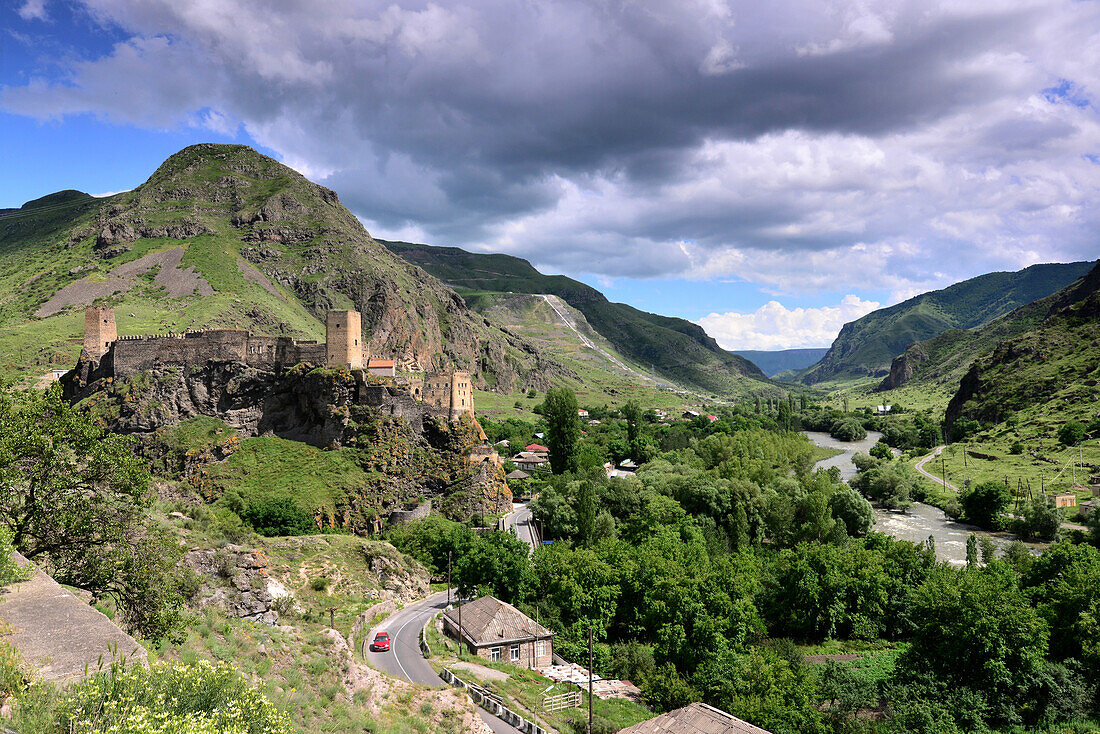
[
  {"x1": 734, "y1": 348, "x2": 829, "y2": 378},
  {"x1": 944, "y1": 261, "x2": 1100, "y2": 433},
  {"x1": 800, "y1": 262, "x2": 1094, "y2": 384},
  {"x1": 383, "y1": 241, "x2": 768, "y2": 396},
  {"x1": 0, "y1": 144, "x2": 567, "y2": 391}
]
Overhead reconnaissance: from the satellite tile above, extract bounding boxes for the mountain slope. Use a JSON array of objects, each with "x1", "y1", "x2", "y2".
[
  {"x1": 944, "y1": 261, "x2": 1100, "y2": 433},
  {"x1": 734, "y1": 348, "x2": 829, "y2": 378},
  {"x1": 383, "y1": 241, "x2": 767, "y2": 396},
  {"x1": 800, "y1": 262, "x2": 1094, "y2": 384},
  {"x1": 0, "y1": 144, "x2": 569, "y2": 391}
]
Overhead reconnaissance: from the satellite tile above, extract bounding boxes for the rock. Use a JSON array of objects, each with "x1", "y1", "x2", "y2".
[
  {"x1": 181, "y1": 545, "x2": 283, "y2": 624},
  {"x1": 168, "y1": 511, "x2": 193, "y2": 521},
  {"x1": 95, "y1": 222, "x2": 137, "y2": 250}
]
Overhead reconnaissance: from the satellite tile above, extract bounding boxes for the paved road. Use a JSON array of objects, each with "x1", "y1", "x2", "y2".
[
  {"x1": 365, "y1": 591, "x2": 516, "y2": 734},
  {"x1": 915, "y1": 446, "x2": 959, "y2": 492},
  {"x1": 502, "y1": 502, "x2": 539, "y2": 554}
]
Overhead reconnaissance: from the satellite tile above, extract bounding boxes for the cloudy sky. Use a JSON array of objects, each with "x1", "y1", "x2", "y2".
[{"x1": 2, "y1": 0, "x2": 1098, "y2": 350}]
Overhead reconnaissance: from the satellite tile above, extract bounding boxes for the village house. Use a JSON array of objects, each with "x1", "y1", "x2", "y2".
[
  {"x1": 577, "y1": 408, "x2": 589, "y2": 418},
  {"x1": 525, "y1": 443, "x2": 549, "y2": 454},
  {"x1": 618, "y1": 702, "x2": 772, "y2": 734},
  {"x1": 513, "y1": 452, "x2": 548, "y2": 473},
  {"x1": 1050, "y1": 492, "x2": 1078, "y2": 509},
  {"x1": 443, "y1": 595, "x2": 554, "y2": 669}
]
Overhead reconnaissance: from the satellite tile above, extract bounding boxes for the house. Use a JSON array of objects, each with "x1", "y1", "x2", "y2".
[
  {"x1": 1051, "y1": 492, "x2": 1078, "y2": 509},
  {"x1": 605, "y1": 462, "x2": 633, "y2": 479},
  {"x1": 588, "y1": 419, "x2": 602, "y2": 426},
  {"x1": 876, "y1": 404, "x2": 893, "y2": 415},
  {"x1": 578, "y1": 409, "x2": 589, "y2": 418},
  {"x1": 513, "y1": 452, "x2": 549, "y2": 472},
  {"x1": 442, "y1": 595, "x2": 554, "y2": 669},
  {"x1": 618, "y1": 459, "x2": 638, "y2": 472},
  {"x1": 707, "y1": 415, "x2": 718, "y2": 422},
  {"x1": 525, "y1": 443, "x2": 549, "y2": 454},
  {"x1": 618, "y1": 702, "x2": 772, "y2": 734},
  {"x1": 366, "y1": 358, "x2": 395, "y2": 377},
  {"x1": 505, "y1": 469, "x2": 531, "y2": 481},
  {"x1": 683, "y1": 410, "x2": 700, "y2": 420}
]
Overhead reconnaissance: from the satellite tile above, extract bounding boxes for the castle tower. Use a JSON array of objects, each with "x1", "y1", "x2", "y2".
[
  {"x1": 448, "y1": 370, "x2": 473, "y2": 421},
  {"x1": 83, "y1": 305, "x2": 117, "y2": 361},
  {"x1": 325, "y1": 310, "x2": 364, "y2": 369}
]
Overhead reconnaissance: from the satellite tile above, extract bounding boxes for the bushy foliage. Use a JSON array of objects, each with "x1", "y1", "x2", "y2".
[
  {"x1": 850, "y1": 454, "x2": 918, "y2": 510},
  {"x1": 51, "y1": 659, "x2": 291, "y2": 734},
  {"x1": 959, "y1": 481, "x2": 1011, "y2": 529},
  {"x1": 239, "y1": 496, "x2": 316, "y2": 537},
  {"x1": 830, "y1": 418, "x2": 867, "y2": 442},
  {"x1": 1058, "y1": 420, "x2": 1087, "y2": 446}
]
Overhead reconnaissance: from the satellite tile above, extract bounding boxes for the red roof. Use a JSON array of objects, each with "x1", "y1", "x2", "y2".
[
  {"x1": 367, "y1": 359, "x2": 395, "y2": 367},
  {"x1": 526, "y1": 444, "x2": 549, "y2": 452}
]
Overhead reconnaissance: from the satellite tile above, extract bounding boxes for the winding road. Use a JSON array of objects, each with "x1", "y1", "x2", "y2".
[
  {"x1": 365, "y1": 591, "x2": 517, "y2": 734},
  {"x1": 914, "y1": 446, "x2": 959, "y2": 492},
  {"x1": 502, "y1": 502, "x2": 539, "y2": 554}
]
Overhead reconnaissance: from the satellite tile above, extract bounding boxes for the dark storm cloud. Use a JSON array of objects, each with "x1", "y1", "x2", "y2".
[{"x1": 3, "y1": 0, "x2": 1099, "y2": 294}]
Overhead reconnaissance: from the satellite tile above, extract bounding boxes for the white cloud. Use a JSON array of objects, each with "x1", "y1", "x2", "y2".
[
  {"x1": 696, "y1": 295, "x2": 882, "y2": 350},
  {"x1": 17, "y1": 0, "x2": 48, "y2": 21}
]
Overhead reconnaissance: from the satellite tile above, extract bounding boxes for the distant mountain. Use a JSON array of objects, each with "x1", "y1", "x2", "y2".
[
  {"x1": 733, "y1": 348, "x2": 829, "y2": 378},
  {"x1": 800, "y1": 262, "x2": 1094, "y2": 384},
  {"x1": 383, "y1": 241, "x2": 768, "y2": 395},
  {"x1": 944, "y1": 260, "x2": 1100, "y2": 433},
  {"x1": 0, "y1": 144, "x2": 568, "y2": 391}
]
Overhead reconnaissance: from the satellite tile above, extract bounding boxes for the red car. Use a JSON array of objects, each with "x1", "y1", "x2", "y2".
[{"x1": 370, "y1": 632, "x2": 391, "y2": 652}]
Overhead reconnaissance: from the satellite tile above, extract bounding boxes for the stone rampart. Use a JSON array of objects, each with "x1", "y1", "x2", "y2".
[
  {"x1": 111, "y1": 331, "x2": 327, "y2": 377},
  {"x1": 389, "y1": 500, "x2": 432, "y2": 524}
]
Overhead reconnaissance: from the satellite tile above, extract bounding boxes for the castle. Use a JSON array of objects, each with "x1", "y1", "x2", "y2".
[{"x1": 78, "y1": 305, "x2": 474, "y2": 421}]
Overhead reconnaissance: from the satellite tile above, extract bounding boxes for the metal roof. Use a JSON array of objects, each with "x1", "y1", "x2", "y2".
[
  {"x1": 618, "y1": 703, "x2": 772, "y2": 734},
  {"x1": 443, "y1": 595, "x2": 553, "y2": 646}
]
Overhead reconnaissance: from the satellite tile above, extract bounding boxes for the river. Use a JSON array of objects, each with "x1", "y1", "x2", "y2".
[{"x1": 803, "y1": 430, "x2": 1044, "y2": 565}]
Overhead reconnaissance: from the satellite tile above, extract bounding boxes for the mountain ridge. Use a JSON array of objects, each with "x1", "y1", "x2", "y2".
[
  {"x1": 800, "y1": 261, "x2": 1094, "y2": 384},
  {"x1": 383, "y1": 240, "x2": 768, "y2": 396}
]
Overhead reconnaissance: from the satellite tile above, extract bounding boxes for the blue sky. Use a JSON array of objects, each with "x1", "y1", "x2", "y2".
[{"x1": 3, "y1": 0, "x2": 1098, "y2": 350}]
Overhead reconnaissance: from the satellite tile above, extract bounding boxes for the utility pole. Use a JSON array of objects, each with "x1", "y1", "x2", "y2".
[
  {"x1": 447, "y1": 551, "x2": 452, "y2": 608},
  {"x1": 941, "y1": 454, "x2": 947, "y2": 490},
  {"x1": 588, "y1": 627, "x2": 594, "y2": 734}
]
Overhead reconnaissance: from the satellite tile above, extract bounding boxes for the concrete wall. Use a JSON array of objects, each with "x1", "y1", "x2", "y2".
[
  {"x1": 326, "y1": 310, "x2": 364, "y2": 369},
  {"x1": 388, "y1": 500, "x2": 432, "y2": 524},
  {"x1": 83, "y1": 305, "x2": 117, "y2": 360}
]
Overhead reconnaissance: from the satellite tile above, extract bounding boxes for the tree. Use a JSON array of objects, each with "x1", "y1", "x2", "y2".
[
  {"x1": 869, "y1": 441, "x2": 893, "y2": 460},
  {"x1": 896, "y1": 565, "x2": 1050, "y2": 727},
  {"x1": 830, "y1": 418, "x2": 866, "y2": 442},
  {"x1": 828, "y1": 489, "x2": 874, "y2": 537},
  {"x1": 1013, "y1": 499, "x2": 1062, "y2": 541},
  {"x1": 576, "y1": 480, "x2": 598, "y2": 546},
  {"x1": 960, "y1": 481, "x2": 1011, "y2": 529},
  {"x1": 543, "y1": 387, "x2": 581, "y2": 474},
  {"x1": 966, "y1": 534, "x2": 978, "y2": 568},
  {"x1": 623, "y1": 400, "x2": 643, "y2": 446},
  {"x1": 1058, "y1": 421, "x2": 1086, "y2": 446},
  {"x1": 0, "y1": 386, "x2": 184, "y2": 640}
]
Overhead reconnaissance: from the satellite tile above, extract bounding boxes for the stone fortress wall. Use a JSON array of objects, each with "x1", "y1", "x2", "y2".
[{"x1": 80, "y1": 306, "x2": 473, "y2": 418}]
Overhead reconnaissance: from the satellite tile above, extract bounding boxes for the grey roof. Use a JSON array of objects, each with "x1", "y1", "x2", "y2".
[
  {"x1": 444, "y1": 595, "x2": 553, "y2": 646},
  {"x1": 506, "y1": 469, "x2": 531, "y2": 480},
  {"x1": 618, "y1": 703, "x2": 772, "y2": 734}
]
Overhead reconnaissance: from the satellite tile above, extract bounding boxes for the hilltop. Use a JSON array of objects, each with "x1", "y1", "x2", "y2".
[
  {"x1": 383, "y1": 240, "x2": 768, "y2": 396},
  {"x1": 944, "y1": 260, "x2": 1100, "y2": 434},
  {"x1": 799, "y1": 261, "x2": 1093, "y2": 384},
  {"x1": 0, "y1": 144, "x2": 569, "y2": 392}
]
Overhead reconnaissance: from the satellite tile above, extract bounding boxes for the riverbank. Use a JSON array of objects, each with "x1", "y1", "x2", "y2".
[{"x1": 802, "y1": 431, "x2": 1046, "y2": 565}]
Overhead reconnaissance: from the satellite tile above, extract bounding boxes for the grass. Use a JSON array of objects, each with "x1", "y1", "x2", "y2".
[{"x1": 203, "y1": 436, "x2": 384, "y2": 517}]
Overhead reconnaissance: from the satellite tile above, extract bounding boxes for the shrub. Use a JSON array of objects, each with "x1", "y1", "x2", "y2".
[
  {"x1": 830, "y1": 419, "x2": 867, "y2": 442},
  {"x1": 54, "y1": 659, "x2": 291, "y2": 734},
  {"x1": 869, "y1": 441, "x2": 893, "y2": 460},
  {"x1": 240, "y1": 497, "x2": 316, "y2": 537},
  {"x1": 959, "y1": 481, "x2": 1011, "y2": 529},
  {"x1": 1058, "y1": 421, "x2": 1086, "y2": 446},
  {"x1": 1009, "y1": 440, "x2": 1024, "y2": 455}
]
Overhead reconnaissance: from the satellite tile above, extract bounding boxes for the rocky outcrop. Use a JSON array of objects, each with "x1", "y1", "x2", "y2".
[
  {"x1": 182, "y1": 545, "x2": 289, "y2": 624},
  {"x1": 877, "y1": 341, "x2": 928, "y2": 391}
]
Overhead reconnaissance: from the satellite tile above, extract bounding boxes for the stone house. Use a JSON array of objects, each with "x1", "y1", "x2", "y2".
[
  {"x1": 367, "y1": 358, "x2": 395, "y2": 377},
  {"x1": 442, "y1": 595, "x2": 553, "y2": 669},
  {"x1": 1050, "y1": 492, "x2": 1078, "y2": 509}
]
